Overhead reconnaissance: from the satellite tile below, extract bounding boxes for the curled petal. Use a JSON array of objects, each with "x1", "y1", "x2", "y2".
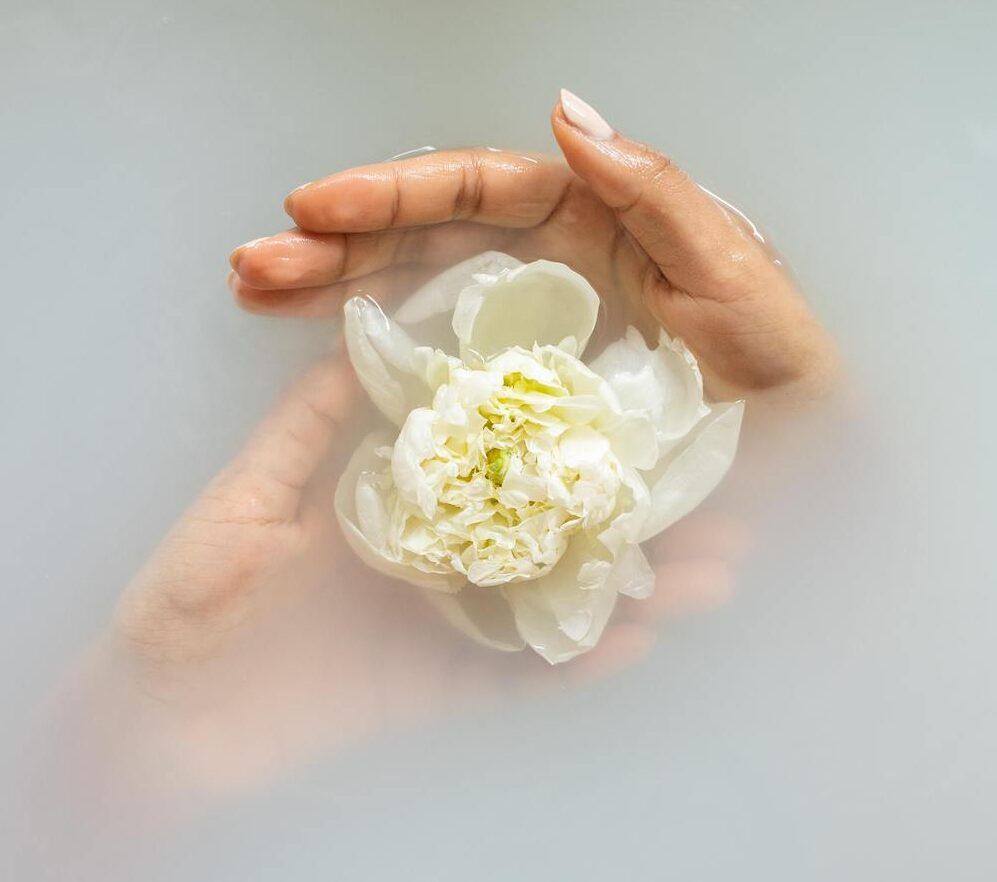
[
  {"x1": 422, "y1": 584, "x2": 526, "y2": 652},
  {"x1": 597, "y1": 466, "x2": 651, "y2": 555},
  {"x1": 558, "y1": 425, "x2": 610, "y2": 469},
  {"x1": 452, "y1": 260, "x2": 601, "y2": 361},
  {"x1": 334, "y1": 433, "x2": 463, "y2": 593},
  {"x1": 344, "y1": 296, "x2": 453, "y2": 426},
  {"x1": 610, "y1": 543, "x2": 655, "y2": 599},
  {"x1": 393, "y1": 251, "x2": 524, "y2": 350},
  {"x1": 589, "y1": 326, "x2": 710, "y2": 453},
  {"x1": 637, "y1": 401, "x2": 745, "y2": 543},
  {"x1": 390, "y1": 408, "x2": 439, "y2": 518},
  {"x1": 503, "y1": 537, "x2": 619, "y2": 664}
]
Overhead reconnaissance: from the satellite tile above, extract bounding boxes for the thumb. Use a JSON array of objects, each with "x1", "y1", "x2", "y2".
[
  {"x1": 551, "y1": 89, "x2": 765, "y2": 302},
  {"x1": 552, "y1": 90, "x2": 837, "y2": 398},
  {"x1": 112, "y1": 354, "x2": 357, "y2": 661},
  {"x1": 210, "y1": 351, "x2": 357, "y2": 524}
]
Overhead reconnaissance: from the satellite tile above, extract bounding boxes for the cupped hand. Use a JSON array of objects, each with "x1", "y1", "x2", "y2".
[
  {"x1": 90, "y1": 91, "x2": 829, "y2": 798},
  {"x1": 103, "y1": 352, "x2": 743, "y2": 797},
  {"x1": 229, "y1": 90, "x2": 837, "y2": 402}
]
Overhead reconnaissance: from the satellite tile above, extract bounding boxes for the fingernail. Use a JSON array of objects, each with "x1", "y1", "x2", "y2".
[
  {"x1": 229, "y1": 236, "x2": 266, "y2": 271},
  {"x1": 283, "y1": 183, "x2": 311, "y2": 216},
  {"x1": 559, "y1": 88, "x2": 614, "y2": 141}
]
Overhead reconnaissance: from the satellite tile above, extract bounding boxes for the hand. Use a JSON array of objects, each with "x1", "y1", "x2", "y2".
[
  {"x1": 229, "y1": 90, "x2": 837, "y2": 403},
  {"x1": 99, "y1": 352, "x2": 745, "y2": 798}
]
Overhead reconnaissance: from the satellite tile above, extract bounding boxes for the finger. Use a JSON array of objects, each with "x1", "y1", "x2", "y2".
[
  {"x1": 229, "y1": 221, "x2": 507, "y2": 291},
  {"x1": 552, "y1": 90, "x2": 836, "y2": 396},
  {"x1": 229, "y1": 265, "x2": 439, "y2": 318},
  {"x1": 561, "y1": 623, "x2": 656, "y2": 685},
  {"x1": 630, "y1": 558, "x2": 735, "y2": 624},
  {"x1": 551, "y1": 90, "x2": 774, "y2": 300},
  {"x1": 211, "y1": 354, "x2": 357, "y2": 523},
  {"x1": 283, "y1": 148, "x2": 574, "y2": 233},
  {"x1": 647, "y1": 511, "x2": 753, "y2": 564}
]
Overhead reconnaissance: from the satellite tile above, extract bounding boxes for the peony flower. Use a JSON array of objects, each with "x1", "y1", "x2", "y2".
[{"x1": 335, "y1": 252, "x2": 743, "y2": 663}]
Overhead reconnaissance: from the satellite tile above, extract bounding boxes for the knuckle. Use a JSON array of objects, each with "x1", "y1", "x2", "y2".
[
  {"x1": 640, "y1": 151, "x2": 676, "y2": 187},
  {"x1": 452, "y1": 153, "x2": 485, "y2": 219}
]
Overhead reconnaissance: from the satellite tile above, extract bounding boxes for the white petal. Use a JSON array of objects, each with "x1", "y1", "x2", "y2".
[
  {"x1": 422, "y1": 584, "x2": 526, "y2": 652},
  {"x1": 605, "y1": 412, "x2": 658, "y2": 471},
  {"x1": 334, "y1": 433, "x2": 462, "y2": 593},
  {"x1": 390, "y1": 408, "x2": 438, "y2": 518},
  {"x1": 597, "y1": 466, "x2": 651, "y2": 555},
  {"x1": 610, "y1": 543, "x2": 655, "y2": 599},
  {"x1": 589, "y1": 327, "x2": 710, "y2": 452},
  {"x1": 558, "y1": 426, "x2": 610, "y2": 469},
  {"x1": 452, "y1": 260, "x2": 601, "y2": 360},
  {"x1": 503, "y1": 537, "x2": 619, "y2": 664},
  {"x1": 343, "y1": 296, "x2": 450, "y2": 426},
  {"x1": 393, "y1": 251, "x2": 525, "y2": 351},
  {"x1": 637, "y1": 400, "x2": 745, "y2": 543},
  {"x1": 485, "y1": 348, "x2": 560, "y2": 386}
]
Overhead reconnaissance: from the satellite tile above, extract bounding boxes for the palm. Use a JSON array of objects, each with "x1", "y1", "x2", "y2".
[{"x1": 111, "y1": 356, "x2": 694, "y2": 793}]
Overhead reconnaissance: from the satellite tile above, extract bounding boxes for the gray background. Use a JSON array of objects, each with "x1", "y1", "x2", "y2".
[{"x1": 2, "y1": 0, "x2": 996, "y2": 879}]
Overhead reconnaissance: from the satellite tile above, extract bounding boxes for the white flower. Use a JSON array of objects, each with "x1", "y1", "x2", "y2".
[{"x1": 335, "y1": 253, "x2": 744, "y2": 663}]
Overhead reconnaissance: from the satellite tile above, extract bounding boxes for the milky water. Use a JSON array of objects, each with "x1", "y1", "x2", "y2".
[{"x1": 2, "y1": 1, "x2": 995, "y2": 879}]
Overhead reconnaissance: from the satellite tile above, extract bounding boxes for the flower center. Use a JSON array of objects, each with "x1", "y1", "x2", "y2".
[{"x1": 388, "y1": 354, "x2": 624, "y2": 588}]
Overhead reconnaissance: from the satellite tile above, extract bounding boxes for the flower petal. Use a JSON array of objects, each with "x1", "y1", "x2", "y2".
[
  {"x1": 452, "y1": 260, "x2": 601, "y2": 361},
  {"x1": 343, "y1": 296, "x2": 452, "y2": 426},
  {"x1": 390, "y1": 408, "x2": 439, "y2": 518},
  {"x1": 637, "y1": 400, "x2": 745, "y2": 543},
  {"x1": 393, "y1": 251, "x2": 525, "y2": 350},
  {"x1": 597, "y1": 466, "x2": 651, "y2": 555},
  {"x1": 558, "y1": 425, "x2": 610, "y2": 469},
  {"x1": 422, "y1": 584, "x2": 526, "y2": 652},
  {"x1": 503, "y1": 536, "x2": 619, "y2": 664},
  {"x1": 334, "y1": 432, "x2": 463, "y2": 593},
  {"x1": 604, "y1": 412, "x2": 659, "y2": 471},
  {"x1": 610, "y1": 543, "x2": 655, "y2": 599},
  {"x1": 589, "y1": 326, "x2": 710, "y2": 453}
]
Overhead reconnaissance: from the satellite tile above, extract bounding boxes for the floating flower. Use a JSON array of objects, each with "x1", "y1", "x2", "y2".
[{"x1": 335, "y1": 253, "x2": 743, "y2": 663}]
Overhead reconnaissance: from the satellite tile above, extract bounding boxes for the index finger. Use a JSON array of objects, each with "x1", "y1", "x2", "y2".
[{"x1": 284, "y1": 149, "x2": 574, "y2": 234}]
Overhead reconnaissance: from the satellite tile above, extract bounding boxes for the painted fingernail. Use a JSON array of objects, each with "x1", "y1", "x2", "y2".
[{"x1": 559, "y1": 89, "x2": 614, "y2": 141}]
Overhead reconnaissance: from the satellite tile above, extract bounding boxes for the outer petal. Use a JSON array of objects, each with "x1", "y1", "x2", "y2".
[
  {"x1": 422, "y1": 584, "x2": 526, "y2": 652},
  {"x1": 637, "y1": 401, "x2": 745, "y2": 543},
  {"x1": 390, "y1": 408, "x2": 439, "y2": 518},
  {"x1": 452, "y1": 260, "x2": 601, "y2": 361},
  {"x1": 334, "y1": 432, "x2": 463, "y2": 593},
  {"x1": 393, "y1": 251, "x2": 524, "y2": 350},
  {"x1": 503, "y1": 537, "x2": 619, "y2": 664},
  {"x1": 611, "y1": 543, "x2": 656, "y2": 599},
  {"x1": 604, "y1": 412, "x2": 658, "y2": 471},
  {"x1": 597, "y1": 466, "x2": 651, "y2": 555},
  {"x1": 343, "y1": 296, "x2": 453, "y2": 426},
  {"x1": 589, "y1": 326, "x2": 710, "y2": 452}
]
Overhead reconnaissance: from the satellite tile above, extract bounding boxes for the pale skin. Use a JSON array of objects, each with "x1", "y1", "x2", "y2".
[{"x1": 92, "y1": 93, "x2": 835, "y2": 797}]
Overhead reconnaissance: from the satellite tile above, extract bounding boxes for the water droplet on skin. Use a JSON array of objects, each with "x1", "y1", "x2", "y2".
[{"x1": 385, "y1": 146, "x2": 439, "y2": 162}]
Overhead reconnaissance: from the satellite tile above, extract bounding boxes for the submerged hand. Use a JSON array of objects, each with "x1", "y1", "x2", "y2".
[
  {"x1": 103, "y1": 352, "x2": 743, "y2": 796},
  {"x1": 229, "y1": 90, "x2": 837, "y2": 402}
]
